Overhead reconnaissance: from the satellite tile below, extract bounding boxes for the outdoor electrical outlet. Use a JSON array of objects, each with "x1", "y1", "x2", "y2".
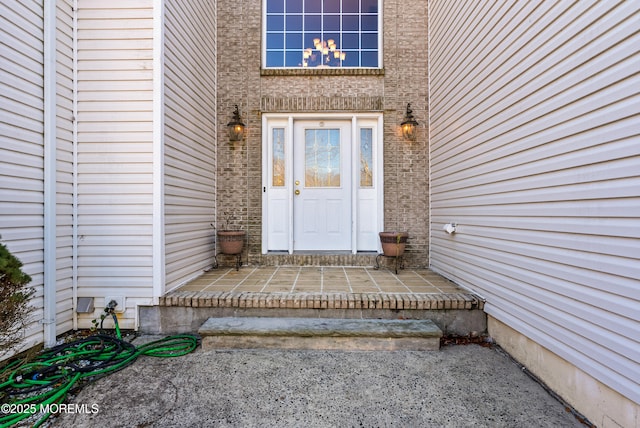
[{"x1": 105, "y1": 296, "x2": 125, "y2": 313}]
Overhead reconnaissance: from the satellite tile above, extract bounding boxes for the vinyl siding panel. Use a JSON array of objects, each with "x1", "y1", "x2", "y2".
[
  {"x1": 76, "y1": 0, "x2": 154, "y2": 329},
  {"x1": 163, "y1": 0, "x2": 217, "y2": 289},
  {"x1": 0, "y1": 0, "x2": 45, "y2": 355},
  {"x1": 430, "y1": 1, "x2": 640, "y2": 406},
  {"x1": 55, "y1": 0, "x2": 75, "y2": 335}
]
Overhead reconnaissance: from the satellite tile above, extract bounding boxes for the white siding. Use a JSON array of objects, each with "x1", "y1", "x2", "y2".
[
  {"x1": 76, "y1": 0, "x2": 155, "y2": 329},
  {"x1": 1, "y1": 0, "x2": 76, "y2": 355},
  {"x1": 0, "y1": 0, "x2": 45, "y2": 354},
  {"x1": 55, "y1": 0, "x2": 75, "y2": 335},
  {"x1": 163, "y1": 0, "x2": 217, "y2": 289},
  {"x1": 430, "y1": 1, "x2": 640, "y2": 406}
]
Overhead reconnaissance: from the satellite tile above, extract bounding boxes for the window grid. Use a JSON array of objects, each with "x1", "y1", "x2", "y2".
[{"x1": 265, "y1": 0, "x2": 380, "y2": 69}]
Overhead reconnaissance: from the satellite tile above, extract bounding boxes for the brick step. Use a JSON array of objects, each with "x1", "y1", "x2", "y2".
[
  {"x1": 198, "y1": 317, "x2": 443, "y2": 351},
  {"x1": 160, "y1": 291, "x2": 481, "y2": 311},
  {"x1": 140, "y1": 291, "x2": 486, "y2": 337}
]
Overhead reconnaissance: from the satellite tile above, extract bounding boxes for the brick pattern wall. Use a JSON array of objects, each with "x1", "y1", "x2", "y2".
[{"x1": 216, "y1": 0, "x2": 428, "y2": 267}]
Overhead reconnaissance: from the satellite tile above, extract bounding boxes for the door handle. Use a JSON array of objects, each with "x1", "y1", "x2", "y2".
[{"x1": 295, "y1": 189, "x2": 300, "y2": 195}]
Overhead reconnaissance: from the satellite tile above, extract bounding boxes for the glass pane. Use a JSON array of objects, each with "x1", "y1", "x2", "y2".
[
  {"x1": 272, "y1": 128, "x2": 286, "y2": 187},
  {"x1": 286, "y1": 33, "x2": 302, "y2": 49},
  {"x1": 304, "y1": 0, "x2": 321, "y2": 13},
  {"x1": 266, "y1": 51, "x2": 284, "y2": 67},
  {"x1": 324, "y1": 32, "x2": 340, "y2": 47},
  {"x1": 266, "y1": 15, "x2": 284, "y2": 31},
  {"x1": 267, "y1": 0, "x2": 284, "y2": 13},
  {"x1": 342, "y1": 15, "x2": 359, "y2": 31},
  {"x1": 342, "y1": 0, "x2": 359, "y2": 13},
  {"x1": 361, "y1": 50, "x2": 378, "y2": 67},
  {"x1": 323, "y1": 0, "x2": 340, "y2": 13},
  {"x1": 304, "y1": 33, "x2": 319, "y2": 47},
  {"x1": 341, "y1": 50, "x2": 359, "y2": 66},
  {"x1": 286, "y1": 50, "x2": 304, "y2": 67},
  {"x1": 286, "y1": 15, "x2": 303, "y2": 30},
  {"x1": 361, "y1": 15, "x2": 378, "y2": 31},
  {"x1": 305, "y1": 129, "x2": 341, "y2": 187},
  {"x1": 360, "y1": 129, "x2": 373, "y2": 187},
  {"x1": 361, "y1": 0, "x2": 378, "y2": 13},
  {"x1": 304, "y1": 14, "x2": 321, "y2": 31},
  {"x1": 323, "y1": 15, "x2": 340, "y2": 31},
  {"x1": 342, "y1": 33, "x2": 359, "y2": 49},
  {"x1": 266, "y1": 33, "x2": 284, "y2": 50},
  {"x1": 361, "y1": 33, "x2": 377, "y2": 49},
  {"x1": 286, "y1": 0, "x2": 302, "y2": 13}
]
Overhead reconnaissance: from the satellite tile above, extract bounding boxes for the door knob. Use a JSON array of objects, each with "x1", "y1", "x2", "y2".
[{"x1": 295, "y1": 189, "x2": 300, "y2": 195}]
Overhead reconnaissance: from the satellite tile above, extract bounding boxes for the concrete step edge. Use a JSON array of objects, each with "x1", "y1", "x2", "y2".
[{"x1": 198, "y1": 317, "x2": 443, "y2": 338}]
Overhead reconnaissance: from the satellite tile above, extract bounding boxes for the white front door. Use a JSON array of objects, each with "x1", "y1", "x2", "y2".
[
  {"x1": 262, "y1": 113, "x2": 383, "y2": 254},
  {"x1": 293, "y1": 120, "x2": 351, "y2": 250}
]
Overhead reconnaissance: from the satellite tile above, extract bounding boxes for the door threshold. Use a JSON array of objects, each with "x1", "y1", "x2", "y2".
[{"x1": 267, "y1": 251, "x2": 378, "y2": 255}]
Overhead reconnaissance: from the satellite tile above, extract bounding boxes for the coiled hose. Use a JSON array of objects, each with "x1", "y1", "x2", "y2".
[{"x1": 0, "y1": 311, "x2": 199, "y2": 428}]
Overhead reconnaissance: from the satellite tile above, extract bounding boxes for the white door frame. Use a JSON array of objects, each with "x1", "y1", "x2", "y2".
[{"x1": 262, "y1": 112, "x2": 384, "y2": 254}]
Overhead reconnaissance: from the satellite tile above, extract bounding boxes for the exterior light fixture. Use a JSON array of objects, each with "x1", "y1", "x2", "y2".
[
  {"x1": 227, "y1": 105, "x2": 245, "y2": 142},
  {"x1": 400, "y1": 103, "x2": 419, "y2": 141}
]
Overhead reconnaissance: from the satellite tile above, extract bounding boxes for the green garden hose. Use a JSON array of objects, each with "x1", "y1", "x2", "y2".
[{"x1": 0, "y1": 312, "x2": 199, "y2": 427}]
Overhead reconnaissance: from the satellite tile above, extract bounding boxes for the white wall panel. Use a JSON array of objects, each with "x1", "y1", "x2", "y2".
[
  {"x1": 75, "y1": 0, "x2": 155, "y2": 329},
  {"x1": 163, "y1": 0, "x2": 217, "y2": 290},
  {"x1": 54, "y1": 0, "x2": 75, "y2": 335},
  {"x1": 430, "y1": 0, "x2": 640, "y2": 405},
  {"x1": 0, "y1": 0, "x2": 45, "y2": 357}
]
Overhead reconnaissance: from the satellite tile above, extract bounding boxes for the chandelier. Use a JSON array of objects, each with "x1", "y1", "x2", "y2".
[{"x1": 302, "y1": 38, "x2": 346, "y2": 68}]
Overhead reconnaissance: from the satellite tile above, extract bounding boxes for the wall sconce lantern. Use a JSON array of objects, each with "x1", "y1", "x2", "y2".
[
  {"x1": 227, "y1": 105, "x2": 246, "y2": 142},
  {"x1": 400, "y1": 103, "x2": 419, "y2": 141}
]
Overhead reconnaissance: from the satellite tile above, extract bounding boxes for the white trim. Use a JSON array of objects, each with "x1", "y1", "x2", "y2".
[
  {"x1": 43, "y1": 0, "x2": 57, "y2": 348},
  {"x1": 152, "y1": 0, "x2": 165, "y2": 305},
  {"x1": 72, "y1": 0, "x2": 79, "y2": 331},
  {"x1": 261, "y1": 114, "x2": 268, "y2": 253},
  {"x1": 378, "y1": 0, "x2": 383, "y2": 68},
  {"x1": 261, "y1": 0, "x2": 267, "y2": 69},
  {"x1": 376, "y1": 114, "x2": 384, "y2": 248},
  {"x1": 287, "y1": 116, "x2": 294, "y2": 252},
  {"x1": 351, "y1": 116, "x2": 358, "y2": 254}
]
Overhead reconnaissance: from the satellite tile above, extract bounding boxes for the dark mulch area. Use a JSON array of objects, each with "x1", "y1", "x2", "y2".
[{"x1": 441, "y1": 334, "x2": 494, "y2": 347}]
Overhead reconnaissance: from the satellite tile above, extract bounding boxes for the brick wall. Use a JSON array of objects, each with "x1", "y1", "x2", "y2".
[{"x1": 216, "y1": 0, "x2": 428, "y2": 267}]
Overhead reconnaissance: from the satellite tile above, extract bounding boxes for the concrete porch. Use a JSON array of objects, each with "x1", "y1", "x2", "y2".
[{"x1": 139, "y1": 266, "x2": 486, "y2": 338}]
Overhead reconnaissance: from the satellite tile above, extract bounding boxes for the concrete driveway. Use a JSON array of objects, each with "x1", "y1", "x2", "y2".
[{"x1": 50, "y1": 339, "x2": 584, "y2": 427}]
